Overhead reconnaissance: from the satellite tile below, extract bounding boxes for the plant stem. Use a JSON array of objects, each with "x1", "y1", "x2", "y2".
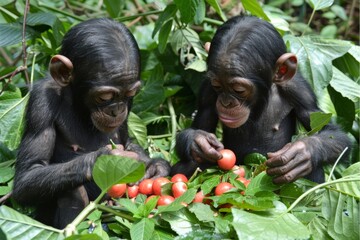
[
  {"x1": 64, "y1": 201, "x2": 97, "y2": 236},
  {"x1": 286, "y1": 177, "x2": 360, "y2": 213},
  {"x1": 327, "y1": 147, "x2": 348, "y2": 182},
  {"x1": 302, "y1": 8, "x2": 316, "y2": 37},
  {"x1": 167, "y1": 97, "x2": 177, "y2": 152},
  {"x1": 96, "y1": 204, "x2": 135, "y2": 221},
  {"x1": 116, "y1": 10, "x2": 162, "y2": 22}
]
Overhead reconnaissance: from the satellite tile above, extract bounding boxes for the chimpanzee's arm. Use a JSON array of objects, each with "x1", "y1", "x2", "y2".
[
  {"x1": 172, "y1": 80, "x2": 223, "y2": 176},
  {"x1": 13, "y1": 86, "x2": 108, "y2": 205},
  {"x1": 266, "y1": 74, "x2": 352, "y2": 183}
]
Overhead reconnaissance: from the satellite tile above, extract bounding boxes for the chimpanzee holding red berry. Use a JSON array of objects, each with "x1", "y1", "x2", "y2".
[
  {"x1": 12, "y1": 18, "x2": 170, "y2": 228},
  {"x1": 172, "y1": 15, "x2": 351, "y2": 184}
]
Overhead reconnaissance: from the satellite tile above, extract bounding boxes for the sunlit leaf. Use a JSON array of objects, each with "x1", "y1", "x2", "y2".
[
  {"x1": 128, "y1": 112, "x2": 148, "y2": 149},
  {"x1": 232, "y1": 208, "x2": 310, "y2": 240},
  {"x1": 306, "y1": 0, "x2": 334, "y2": 10},
  {"x1": 0, "y1": 92, "x2": 29, "y2": 151},
  {"x1": 0, "y1": 205, "x2": 64, "y2": 240},
  {"x1": 93, "y1": 155, "x2": 145, "y2": 191},
  {"x1": 307, "y1": 112, "x2": 332, "y2": 135},
  {"x1": 130, "y1": 218, "x2": 155, "y2": 240}
]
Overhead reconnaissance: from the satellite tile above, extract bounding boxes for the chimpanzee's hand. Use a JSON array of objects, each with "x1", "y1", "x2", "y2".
[
  {"x1": 106, "y1": 144, "x2": 139, "y2": 160},
  {"x1": 190, "y1": 129, "x2": 224, "y2": 164},
  {"x1": 143, "y1": 159, "x2": 171, "y2": 180},
  {"x1": 265, "y1": 141, "x2": 313, "y2": 184}
]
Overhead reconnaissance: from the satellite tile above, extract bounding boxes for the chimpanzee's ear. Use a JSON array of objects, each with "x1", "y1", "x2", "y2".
[
  {"x1": 49, "y1": 55, "x2": 73, "y2": 87},
  {"x1": 273, "y1": 53, "x2": 297, "y2": 85}
]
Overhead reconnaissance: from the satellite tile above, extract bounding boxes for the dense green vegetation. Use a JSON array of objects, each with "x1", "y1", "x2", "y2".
[{"x1": 0, "y1": 0, "x2": 359, "y2": 239}]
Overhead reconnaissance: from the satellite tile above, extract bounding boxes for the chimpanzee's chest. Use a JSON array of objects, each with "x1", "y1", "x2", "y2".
[
  {"x1": 222, "y1": 85, "x2": 297, "y2": 163},
  {"x1": 51, "y1": 109, "x2": 123, "y2": 163}
]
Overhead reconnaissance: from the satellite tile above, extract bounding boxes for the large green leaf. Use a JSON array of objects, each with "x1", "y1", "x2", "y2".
[
  {"x1": 205, "y1": 0, "x2": 226, "y2": 21},
  {"x1": 92, "y1": 155, "x2": 145, "y2": 191},
  {"x1": 322, "y1": 190, "x2": 359, "y2": 240},
  {"x1": 330, "y1": 66, "x2": 360, "y2": 102},
  {"x1": 232, "y1": 208, "x2": 310, "y2": 240},
  {"x1": 0, "y1": 23, "x2": 36, "y2": 47},
  {"x1": 241, "y1": 0, "x2": 270, "y2": 21},
  {"x1": 132, "y1": 64, "x2": 165, "y2": 114},
  {"x1": 0, "y1": 205, "x2": 64, "y2": 240},
  {"x1": 174, "y1": 0, "x2": 202, "y2": 24},
  {"x1": 0, "y1": 92, "x2": 29, "y2": 151},
  {"x1": 128, "y1": 112, "x2": 148, "y2": 149},
  {"x1": 130, "y1": 218, "x2": 155, "y2": 240},
  {"x1": 245, "y1": 172, "x2": 280, "y2": 196},
  {"x1": 152, "y1": 4, "x2": 177, "y2": 38},
  {"x1": 307, "y1": 112, "x2": 332, "y2": 135},
  {"x1": 285, "y1": 35, "x2": 352, "y2": 96},
  {"x1": 306, "y1": 0, "x2": 334, "y2": 10},
  {"x1": 103, "y1": 0, "x2": 124, "y2": 18},
  {"x1": 158, "y1": 19, "x2": 173, "y2": 54}
]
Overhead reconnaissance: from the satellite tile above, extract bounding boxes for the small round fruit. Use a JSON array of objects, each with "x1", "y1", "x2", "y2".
[
  {"x1": 193, "y1": 190, "x2": 205, "y2": 203},
  {"x1": 171, "y1": 173, "x2": 188, "y2": 183},
  {"x1": 157, "y1": 195, "x2": 175, "y2": 206},
  {"x1": 237, "y1": 177, "x2": 251, "y2": 187},
  {"x1": 232, "y1": 165, "x2": 246, "y2": 178},
  {"x1": 217, "y1": 149, "x2": 236, "y2": 170},
  {"x1": 108, "y1": 183, "x2": 127, "y2": 198},
  {"x1": 172, "y1": 181, "x2": 188, "y2": 198},
  {"x1": 139, "y1": 179, "x2": 154, "y2": 195},
  {"x1": 152, "y1": 177, "x2": 170, "y2": 195},
  {"x1": 127, "y1": 185, "x2": 139, "y2": 198},
  {"x1": 215, "y1": 182, "x2": 234, "y2": 196}
]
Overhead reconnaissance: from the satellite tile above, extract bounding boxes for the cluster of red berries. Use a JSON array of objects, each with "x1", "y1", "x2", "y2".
[{"x1": 108, "y1": 149, "x2": 251, "y2": 207}]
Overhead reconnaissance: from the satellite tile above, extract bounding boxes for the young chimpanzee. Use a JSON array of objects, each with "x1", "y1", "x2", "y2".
[
  {"x1": 172, "y1": 15, "x2": 351, "y2": 184},
  {"x1": 13, "y1": 18, "x2": 170, "y2": 228}
]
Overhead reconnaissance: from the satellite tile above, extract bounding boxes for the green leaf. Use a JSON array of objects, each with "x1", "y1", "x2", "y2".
[
  {"x1": 130, "y1": 218, "x2": 155, "y2": 240},
  {"x1": 161, "y1": 208, "x2": 205, "y2": 236},
  {"x1": 0, "y1": 23, "x2": 36, "y2": 47},
  {"x1": 306, "y1": 0, "x2": 334, "y2": 10},
  {"x1": 92, "y1": 155, "x2": 145, "y2": 192},
  {"x1": 245, "y1": 172, "x2": 280, "y2": 196},
  {"x1": 0, "y1": 205, "x2": 64, "y2": 240},
  {"x1": 174, "y1": 0, "x2": 201, "y2": 24},
  {"x1": 342, "y1": 162, "x2": 360, "y2": 176},
  {"x1": 244, "y1": 153, "x2": 267, "y2": 165},
  {"x1": 330, "y1": 66, "x2": 360, "y2": 102},
  {"x1": 156, "y1": 189, "x2": 197, "y2": 214},
  {"x1": 307, "y1": 112, "x2": 332, "y2": 135},
  {"x1": 188, "y1": 203, "x2": 215, "y2": 222},
  {"x1": 25, "y1": 12, "x2": 64, "y2": 45},
  {"x1": 201, "y1": 175, "x2": 221, "y2": 195},
  {"x1": 285, "y1": 35, "x2": 352, "y2": 96},
  {"x1": 184, "y1": 59, "x2": 207, "y2": 72},
  {"x1": 133, "y1": 64, "x2": 165, "y2": 114},
  {"x1": 65, "y1": 234, "x2": 103, "y2": 240},
  {"x1": 0, "y1": 167, "x2": 14, "y2": 183},
  {"x1": 0, "y1": 93, "x2": 29, "y2": 150},
  {"x1": 170, "y1": 27, "x2": 207, "y2": 60},
  {"x1": 128, "y1": 112, "x2": 148, "y2": 149},
  {"x1": 152, "y1": 4, "x2": 177, "y2": 38},
  {"x1": 308, "y1": 217, "x2": 332, "y2": 239},
  {"x1": 194, "y1": 0, "x2": 205, "y2": 24},
  {"x1": 232, "y1": 208, "x2": 310, "y2": 240},
  {"x1": 103, "y1": 0, "x2": 124, "y2": 18},
  {"x1": 158, "y1": 19, "x2": 173, "y2": 54},
  {"x1": 205, "y1": 0, "x2": 226, "y2": 21},
  {"x1": 241, "y1": 0, "x2": 270, "y2": 21},
  {"x1": 322, "y1": 190, "x2": 359, "y2": 239},
  {"x1": 327, "y1": 85, "x2": 355, "y2": 132}
]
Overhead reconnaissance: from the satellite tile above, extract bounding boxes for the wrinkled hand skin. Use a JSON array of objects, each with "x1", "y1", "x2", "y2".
[
  {"x1": 265, "y1": 141, "x2": 313, "y2": 184},
  {"x1": 190, "y1": 130, "x2": 224, "y2": 163},
  {"x1": 113, "y1": 143, "x2": 171, "y2": 184},
  {"x1": 106, "y1": 144, "x2": 140, "y2": 160}
]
